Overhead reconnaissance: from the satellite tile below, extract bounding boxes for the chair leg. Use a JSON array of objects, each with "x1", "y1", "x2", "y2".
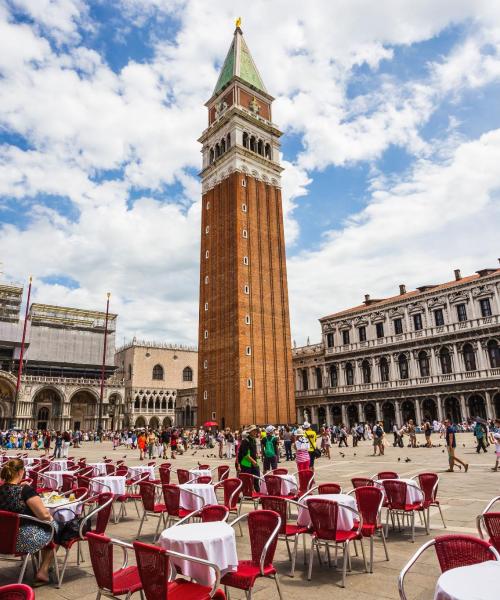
[
  {"x1": 341, "y1": 542, "x2": 349, "y2": 588},
  {"x1": 411, "y1": 512, "x2": 415, "y2": 543},
  {"x1": 289, "y1": 534, "x2": 298, "y2": 577},
  {"x1": 96, "y1": 591, "x2": 102, "y2": 600},
  {"x1": 57, "y1": 548, "x2": 71, "y2": 588},
  {"x1": 285, "y1": 536, "x2": 292, "y2": 561},
  {"x1": 326, "y1": 543, "x2": 331, "y2": 567},
  {"x1": 18, "y1": 554, "x2": 29, "y2": 583},
  {"x1": 370, "y1": 536, "x2": 374, "y2": 574},
  {"x1": 307, "y1": 539, "x2": 315, "y2": 580},
  {"x1": 438, "y1": 504, "x2": 446, "y2": 528},
  {"x1": 359, "y1": 538, "x2": 368, "y2": 573},
  {"x1": 273, "y1": 573, "x2": 283, "y2": 600},
  {"x1": 380, "y1": 528, "x2": 389, "y2": 561},
  {"x1": 154, "y1": 514, "x2": 163, "y2": 541},
  {"x1": 52, "y1": 547, "x2": 60, "y2": 583},
  {"x1": 137, "y1": 511, "x2": 146, "y2": 538}
]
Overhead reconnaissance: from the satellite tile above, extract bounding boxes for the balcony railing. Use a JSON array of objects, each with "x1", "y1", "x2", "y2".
[{"x1": 21, "y1": 375, "x2": 124, "y2": 387}]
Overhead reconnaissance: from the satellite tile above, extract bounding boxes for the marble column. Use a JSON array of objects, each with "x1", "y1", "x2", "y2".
[
  {"x1": 452, "y1": 344, "x2": 462, "y2": 373},
  {"x1": 436, "y1": 394, "x2": 443, "y2": 421},
  {"x1": 311, "y1": 405, "x2": 318, "y2": 426},
  {"x1": 296, "y1": 407, "x2": 302, "y2": 424},
  {"x1": 415, "y1": 398, "x2": 423, "y2": 425},
  {"x1": 358, "y1": 402, "x2": 364, "y2": 424},
  {"x1": 375, "y1": 401, "x2": 382, "y2": 422},
  {"x1": 485, "y1": 391, "x2": 494, "y2": 420},
  {"x1": 459, "y1": 393, "x2": 468, "y2": 421},
  {"x1": 395, "y1": 400, "x2": 403, "y2": 427},
  {"x1": 341, "y1": 403, "x2": 347, "y2": 426},
  {"x1": 476, "y1": 341, "x2": 487, "y2": 371}
]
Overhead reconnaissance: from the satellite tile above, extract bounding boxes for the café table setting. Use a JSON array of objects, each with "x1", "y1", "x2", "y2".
[
  {"x1": 179, "y1": 483, "x2": 218, "y2": 511},
  {"x1": 297, "y1": 493, "x2": 357, "y2": 529},
  {"x1": 260, "y1": 473, "x2": 298, "y2": 496},
  {"x1": 189, "y1": 468, "x2": 212, "y2": 482},
  {"x1": 90, "y1": 475, "x2": 126, "y2": 495}
]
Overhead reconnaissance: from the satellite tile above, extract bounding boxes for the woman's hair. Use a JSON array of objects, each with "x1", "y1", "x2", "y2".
[{"x1": 1, "y1": 458, "x2": 25, "y2": 483}]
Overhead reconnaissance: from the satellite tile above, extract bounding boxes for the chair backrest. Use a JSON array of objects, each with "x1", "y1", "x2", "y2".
[
  {"x1": 200, "y1": 505, "x2": 229, "y2": 523},
  {"x1": 197, "y1": 476, "x2": 212, "y2": 484},
  {"x1": 272, "y1": 468, "x2": 288, "y2": 475},
  {"x1": 221, "y1": 478, "x2": 241, "y2": 510},
  {"x1": 355, "y1": 486, "x2": 383, "y2": 528},
  {"x1": 177, "y1": 469, "x2": 190, "y2": 484},
  {"x1": 434, "y1": 534, "x2": 497, "y2": 572},
  {"x1": 377, "y1": 471, "x2": 399, "y2": 480},
  {"x1": 115, "y1": 466, "x2": 128, "y2": 477},
  {"x1": 298, "y1": 469, "x2": 314, "y2": 495},
  {"x1": 133, "y1": 541, "x2": 168, "y2": 600},
  {"x1": 160, "y1": 462, "x2": 172, "y2": 471},
  {"x1": 307, "y1": 499, "x2": 339, "y2": 541},
  {"x1": 147, "y1": 462, "x2": 156, "y2": 467},
  {"x1": 159, "y1": 467, "x2": 171, "y2": 486},
  {"x1": 318, "y1": 483, "x2": 342, "y2": 494},
  {"x1": 238, "y1": 473, "x2": 255, "y2": 498},
  {"x1": 61, "y1": 474, "x2": 75, "y2": 493},
  {"x1": 162, "y1": 484, "x2": 180, "y2": 516},
  {"x1": 260, "y1": 496, "x2": 287, "y2": 535},
  {"x1": 417, "y1": 472, "x2": 438, "y2": 503},
  {"x1": 86, "y1": 532, "x2": 114, "y2": 591},
  {"x1": 105, "y1": 464, "x2": 115, "y2": 475},
  {"x1": 351, "y1": 477, "x2": 374, "y2": 489},
  {"x1": 0, "y1": 584, "x2": 35, "y2": 600},
  {"x1": 139, "y1": 482, "x2": 157, "y2": 512},
  {"x1": 264, "y1": 475, "x2": 282, "y2": 497},
  {"x1": 198, "y1": 464, "x2": 210, "y2": 470},
  {"x1": 217, "y1": 465, "x2": 230, "y2": 481},
  {"x1": 77, "y1": 475, "x2": 90, "y2": 489},
  {"x1": 382, "y1": 480, "x2": 407, "y2": 510},
  {"x1": 0, "y1": 510, "x2": 20, "y2": 554},
  {"x1": 482, "y1": 513, "x2": 500, "y2": 552},
  {"x1": 92, "y1": 493, "x2": 114, "y2": 534},
  {"x1": 72, "y1": 486, "x2": 88, "y2": 500},
  {"x1": 248, "y1": 510, "x2": 280, "y2": 567}
]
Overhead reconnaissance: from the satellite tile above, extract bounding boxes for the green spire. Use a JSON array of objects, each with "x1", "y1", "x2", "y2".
[{"x1": 213, "y1": 26, "x2": 267, "y2": 96}]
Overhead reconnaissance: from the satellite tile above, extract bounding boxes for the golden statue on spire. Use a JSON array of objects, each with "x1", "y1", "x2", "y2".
[{"x1": 235, "y1": 17, "x2": 242, "y2": 29}]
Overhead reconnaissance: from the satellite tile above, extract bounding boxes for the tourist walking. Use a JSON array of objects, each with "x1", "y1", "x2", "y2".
[
  {"x1": 373, "y1": 421, "x2": 385, "y2": 456},
  {"x1": 283, "y1": 426, "x2": 293, "y2": 461},
  {"x1": 407, "y1": 419, "x2": 417, "y2": 448},
  {"x1": 338, "y1": 424, "x2": 348, "y2": 447},
  {"x1": 445, "y1": 419, "x2": 468, "y2": 472},
  {"x1": 474, "y1": 421, "x2": 488, "y2": 453},
  {"x1": 304, "y1": 422, "x2": 318, "y2": 469},
  {"x1": 489, "y1": 418, "x2": 500, "y2": 471},
  {"x1": 262, "y1": 425, "x2": 279, "y2": 473},
  {"x1": 237, "y1": 425, "x2": 260, "y2": 490},
  {"x1": 321, "y1": 427, "x2": 332, "y2": 459},
  {"x1": 225, "y1": 429, "x2": 235, "y2": 459},
  {"x1": 294, "y1": 427, "x2": 310, "y2": 472},
  {"x1": 137, "y1": 431, "x2": 147, "y2": 460}
]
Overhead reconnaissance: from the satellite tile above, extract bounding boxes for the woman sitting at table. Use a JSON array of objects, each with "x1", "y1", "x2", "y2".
[{"x1": 0, "y1": 458, "x2": 59, "y2": 585}]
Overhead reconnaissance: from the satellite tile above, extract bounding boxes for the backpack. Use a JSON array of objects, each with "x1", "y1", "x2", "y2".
[
  {"x1": 263, "y1": 436, "x2": 276, "y2": 458},
  {"x1": 375, "y1": 426, "x2": 383, "y2": 438}
]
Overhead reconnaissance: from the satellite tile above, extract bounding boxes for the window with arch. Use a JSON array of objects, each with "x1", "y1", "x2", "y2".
[
  {"x1": 221, "y1": 138, "x2": 226, "y2": 153},
  {"x1": 242, "y1": 132, "x2": 249, "y2": 149},
  {"x1": 209, "y1": 148, "x2": 214, "y2": 164},
  {"x1": 242, "y1": 229, "x2": 248, "y2": 238},
  {"x1": 362, "y1": 360, "x2": 371, "y2": 383},
  {"x1": 134, "y1": 396, "x2": 140, "y2": 409},
  {"x1": 226, "y1": 132, "x2": 231, "y2": 148},
  {"x1": 183, "y1": 366, "x2": 193, "y2": 382},
  {"x1": 38, "y1": 406, "x2": 49, "y2": 421},
  {"x1": 148, "y1": 398, "x2": 153, "y2": 410},
  {"x1": 257, "y1": 139, "x2": 263, "y2": 155},
  {"x1": 155, "y1": 398, "x2": 160, "y2": 410},
  {"x1": 398, "y1": 354, "x2": 409, "y2": 379},
  {"x1": 345, "y1": 362, "x2": 354, "y2": 385},
  {"x1": 418, "y1": 351, "x2": 430, "y2": 377},
  {"x1": 245, "y1": 315, "x2": 251, "y2": 324},
  {"x1": 204, "y1": 275, "x2": 209, "y2": 284},
  {"x1": 205, "y1": 226, "x2": 209, "y2": 234},
  {"x1": 247, "y1": 378, "x2": 252, "y2": 389},
  {"x1": 315, "y1": 367, "x2": 323, "y2": 389},
  {"x1": 161, "y1": 398, "x2": 166, "y2": 409},
  {"x1": 243, "y1": 285, "x2": 249, "y2": 294},
  {"x1": 205, "y1": 250, "x2": 209, "y2": 259},
  {"x1": 380, "y1": 357, "x2": 390, "y2": 381},
  {"x1": 142, "y1": 398, "x2": 146, "y2": 409},
  {"x1": 487, "y1": 340, "x2": 500, "y2": 368},
  {"x1": 330, "y1": 365, "x2": 338, "y2": 387},
  {"x1": 204, "y1": 330, "x2": 208, "y2": 339},
  {"x1": 152, "y1": 364, "x2": 164, "y2": 380},
  {"x1": 439, "y1": 347, "x2": 453, "y2": 374},
  {"x1": 206, "y1": 201, "x2": 210, "y2": 210},
  {"x1": 168, "y1": 399, "x2": 173, "y2": 410},
  {"x1": 463, "y1": 343, "x2": 477, "y2": 371},
  {"x1": 242, "y1": 203, "x2": 247, "y2": 212},
  {"x1": 243, "y1": 256, "x2": 249, "y2": 265},
  {"x1": 204, "y1": 302, "x2": 208, "y2": 311},
  {"x1": 301, "y1": 369, "x2": 308, "y2": 391},
  {"x1": 203, "y1": 390, "x2": 207, "y2": 400},
  {"x1": 215, "y1": 143, "x2": 220, "y2": 157},
  {"x1": 265, "y1": 143, "x2": 271, "y2": 159},
  {"x1": 250, "y1": 136, "x2": 256, "y2": 152}
]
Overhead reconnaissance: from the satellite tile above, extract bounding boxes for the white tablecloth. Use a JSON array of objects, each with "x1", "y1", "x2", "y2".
[
  {"x1": 434, "y1": 561, "x2": 500, "y2": 600},
  {"x1": 376, "y1": 479, "x2": 424, "y2": 504},
  {"x1": 90, "y1": 476, "x2": 126, "y2": 495},
  {"x1": 39, "y1": 471, "x2": 72, "y2": 490},
  {"x1": 22, "y1": 457, "x2": 40, "y2": 467},
  {"x1": 189, "y1": 469, "x2": 212, "y2": 482},
  {"x1": 159, "y1": 522, "x2": 238, "y2": 586},
  {"x1": 298, "y1": 494, "x2": 357, "y2": 530},
  {"x1": 42, "y1": 496, "x2": 84, "y2": 523},
  {"x1": 128, "y1": 465, "x2": 155, "y2": 481},
  {"x1": 179, "y1": 484, "x2": 218, "y2": 511},
  {"x1": 88, "y1": 462, "x2": 108, "y2": 476},
  {"x1": 260, "y1": 474, "x2": 298, "y2": 496},
  {"x1": 49, "y1": 459, "x2": 70, "y2": 471}
]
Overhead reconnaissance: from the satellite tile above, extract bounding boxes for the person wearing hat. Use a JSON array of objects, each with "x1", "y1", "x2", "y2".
[
  {"x1": 304, "y1": 421, "x2": 318, "y2": 469},
  {"x1": 262, "y1": 425, "x2": 279, "y2": 473},
  {"x1": 294, "y1": 427, "x2": 310, "y2": 471},
  {"x1": 237, "y1": 425, "x2": 261, "y2": 491}
]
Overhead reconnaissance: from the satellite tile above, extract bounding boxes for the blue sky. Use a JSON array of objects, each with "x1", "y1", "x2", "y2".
[{"x1": 0, "y1": 0, "x2": 499, "y2": 345}]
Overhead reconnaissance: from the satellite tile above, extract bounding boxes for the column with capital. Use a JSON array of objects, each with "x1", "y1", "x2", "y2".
[
  {"x1": 296, "y1": 407, "x2": 302, "y2": 424},
  {"x1": 341, "y1": 403, "x2": 347, "y2": 426},
  {"x1": 476, "y1": 340, "x2": 487, "y2": 371},
  {"x1": 452, "y1": 344, "x2": 462, "y2": 373},
  {"x1": 358, "y1": 402, "x2": 364, "y2": 423},
  {"x1": 375, "y1": 401, "x2": 382, "y2": 422},
  {"x1": 459, "y1": 394, "x2": 468, "y2": 421},
  {"x1": 395, "y1": 400, "x2": 403, "y2": 427},
  {"x1": 415, "y1": 399, "x2": 423, "y2": 425},
  {"x1": 436, "y1": 394, "x2": 443, "y2": 422},
  {"x1": 430, "y1": 347, "x2": 440, "y2": 376},
  {"x1": 311, "y1": 405, "x2": 318, "y2": 426},
  {"x1": 485, "y1": 391, "x2": 494, "y2": 420}
]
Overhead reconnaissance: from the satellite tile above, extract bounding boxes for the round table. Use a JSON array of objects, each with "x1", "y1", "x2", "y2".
[
  {"x1": 434, "y1": 561, "x2": 500, "y2": 600},
  {"x1": 42, "y1": 495, "x2": 84, "y2": 523},
  {"x1": 297, "y1": 494, "x2": 357, "y2": 530},
  {"x1": 39, "y1": 471, "x2": 72, "y2": 490},
  {"x1": 49, "y1": 459, "x2": 70, "y2": 471},
  {"x1": 159, "y1": 521, "x2": 238, "y2": 586},
  {"x1": 179, "y1": 483, "x2": 218, "y2": 511},
  {"x1": 189, "y1": 469, "x2": 212, "y2": 482},
  {"x1": 260, "y1": 474, "x2": 298, "y2": 496},
  {"x1": 90, "y1": 476, "x2": 126, "y2": 495},
  {"x1": 375, "y1": 479, "x2": 424, "y2": 504},
  {"x1": 128, "y1": 465, "x2": 155, "y2": 481},
  {"x1": 88, "y1": 462, "x2": 108, "y2": 476}
]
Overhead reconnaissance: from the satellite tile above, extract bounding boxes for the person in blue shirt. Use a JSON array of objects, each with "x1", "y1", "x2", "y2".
[{"x1": 445, "y1": 419, "x2": 468, "y2": 472}]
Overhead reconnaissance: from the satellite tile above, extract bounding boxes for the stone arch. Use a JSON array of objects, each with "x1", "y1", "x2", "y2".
[
  {"x1": 168, "y1": 398, "x2": 173, "y2": 410},
  {"x1": 135, "y1": 416, "x2": 146, "y2": 428},
  {"x1": 33, "y1": 386, "x2": 64, "y2": 431},
  {"x1": 155, "y1": 398, "x2": 160, "y2": 410},
  {"x1": 462, "y1": 343, "x2": 477, "y2": 371},
  {"x1": 134, "y1": 395, "x2": 140, "y2": 409},
  {"x1": 382, "y1": 401, "x2": 395, "y2": 431},
  {"x1": 422, "y1": 398, "x2": 437, "y2": 422},
  {"x1": 69, "y1": 388, "x2": 99, "y2": 431},
  {"x1": 401, "y1": 400, "x2": 416, "y2": 423},
  {"x1": 330, "y1": 404, "x2": 342, "y2": 425},
  {"x1": 317, "y1": 405, "x2": 327, "y2": 424},
  {"x1": 264, "y1": 143, "x2": 271, "y2": 159},
  {"x1": 346, "y1": 404, "x2": 359, "y2": 427},
  {"x1": 487, "y1": 339, "x2": 500, "y2": 368},
  {"x1": 163, "y1": 416, "x2": 172, "y2": 428},
  {"x1": 148, "y1": 398, "x2": 153, "y2": 410},
  {"x1": 149, "y1": 416, "x2": 160, "y2": 430},
  {"x1": 183, "y1": 366, "x2": 193, "y2": 382},
  {"x1": 161, "y1": 398, "x2": 167, "y2": 410},
  {"x1": 0, "y1": 373, "x2": 15, "y2": 429},
  {"x1": 361, "y1": 359, "x2": 371, "y2": 383},
  {"x1": 444, "y1": 397, "x2": 461, "y2": 423},
  {"x1": 141, "y1": 398, "x2": 147, "y2": 409},
  {"x1": 242, "y1": 132, "x2": 249, "y2": 149},
  {"x1": 364, "y1": 402, "x2": 376, "y2": 424},
  {"x1": 468, "y1": 394, "x2": 486, "y2": 420}
]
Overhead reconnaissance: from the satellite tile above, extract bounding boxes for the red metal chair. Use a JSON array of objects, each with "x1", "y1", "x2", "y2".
[
  {"x1": 214, "y1": 478, "x2": 242, "y2": 518},
  {"x1": 197, "y1": 476, "x2": 213, "y2": 484},
  {"x1": 296, "y1": 469, "x2": 315, "y2": 499},
  {"x1": 115, "y1": 474, "x2": 150, "y2": 523},
  {"x1": 0, "y1": 510, "x2": 58, "y2": 583},
  {"x1": 55, "y1": 492, "x2": 114, "y2": 588},
  {"x1": 159, "y1": 465, "x2": 171, "y2": 486},
  {"x1": 398, "y1": 534, "x2": 500, "y2": 600},
  {"x1": 197, "y1": 464, "x2": 210, "y2": 470},
  {"x1": 237, "y1": 473, "x2": 263, "y2": 513},
  {"x1": 263, "y1": 475, "x2": 285, "y2": 497},
  {"x1": 351, "y1": 477, "x2": 374, "y2": 489},
  {"x1": 174, "y1": 504, "x2": 230, "y2": 526},
  {"x1": 354, "y1": 486, "x2": 389, "y2": 572},
  {"x1": 177, "y1": 469, "x2": 192, "y2": 484},
  {"x1": 260, "y1": 496, "x2": 308, "y2": 577},
  {"x1": 115, "y1": 466, "x2": 129, "y2": 477},
  {"x1": 87, "y1": 533, "x2": 143, "y2": 600},
  {"x1": 477, "y1": 496, "x2": 500, "y2": 552},
  {"x1": 382, "y1": 480, "x2": 425, "y2": 542},
  {"x1": 413, "y1": 472, "x2": 446, "y2": 530},
  {"x1": 0, "y1": 584, "x2": 35, "y2": 600},
  {"x1": 217, "y1": 465, "x2": 230, "y2": 482},
  {"x1": 317, "y1": 483, "x2": 342, "y2": 494},
  {"x1": 376, "y1": 471, "x2": 399, "y2": 480},
  {"x1": 61, "y1": 473, "x2": 75, "y2": 493},
  {"x1": 105, "y1": 463, "x2": 116, "y2": 475},
  {"x1": 137, "y1": 482, "x2": 168, "y2": 541},
  {"x1": 221, "y1": 510, "x2": 282, "y2": 599},
  {"x1": 147, "y1": 461, "x2": 156, "y2": 467},
  {"x1": 162, "y1": 484, "x2": 200, "y2": 529},
  {"x1": 272, "y1": 468, "x2": 288, "y2": 475},
  {"x1": 133, "y1": 540, "x2": 225, "y2": 599}
]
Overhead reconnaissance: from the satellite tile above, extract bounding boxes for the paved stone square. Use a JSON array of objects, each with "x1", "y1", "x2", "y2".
[{"x1": 2, "y1": 433, "x2": 498, "y2": 599}]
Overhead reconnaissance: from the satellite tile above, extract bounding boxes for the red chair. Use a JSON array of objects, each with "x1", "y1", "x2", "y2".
[
  {"x1": 317, "y1": 483, "x2": 342, "y2": 494},
  {"x1": 217, "y1": 465, "x2": 230, "y2": 482},
  {"x1": 382, "y1": 480, "x2": 424, "y2": 542},
  {"x1": 351, "y1": 477, "x2": 374, "y2": 489},
  {"x1": 175, "y1": 504, "x2": 229, "y2": 526},
  {"x1": 177, "y1": 469, "x2": 191, "y2": 484},
  {"x1": 272, "y1": 468, "x2": 288, "y2": 475},
  {"x1": 296, "y1": 469, "x2": 315, "y2": 499},
  {"x1": 214, "y1": 478, "x2": 242, "y2": 518},
  {"x1": 159, "y1": 465, "x2": 171, "y2": 486},
  {"x1": 197, "y1": 476, "x2": 213, "y2": 484},
  {"x1": 477, "y1": 496, "x2": 500, "y2": 552},
  {"x1": 377, "y1": 471, "x2": 399, "y2": 480},
  {"x1": 105, "y1": 463, "x2": 116, "y2": 475},
  {"x1": 147, "y1": 461, "x2": 156, "y2": 467},
  {"x1": 306, "y1": 498, "x2": 367, "y2": 586},
  {"x1": 414, "y1": 472, "x2": 446, "y2": 530},
  {"x1": 398, "y1": 534, "x2": 500, "y2": 600},
  {"x1": 115, "y1": 474, "x2": 150, "y2": 523},
  {"x1": 198, "y1": 464, "x2": 210, "y2": 470},
  {"x1": 237, "y1": 473, "x2": 263, "y2": 513},
  {"x1": 221, "y1": 510, "x2": 282, "y2": 598},
  {"x1": 355, "y1": 486, "x2": 389, "y2": 572},
  {"x1": 115, "y1": 466, "x2": 129, "y2": 477},
  {"x1": 261, "y1": 496, "x2": 309, "y2": 577},
  {"x1": 133, "y1": 540, "x2": 226, "y2": 599},
  {"x1": 162, "y1": 484, "x2": 200, "y2": 528},
  {"x1": 0, "y1": 510, "x2": 58, "y2": 583},
  {"x1": 61, "y1": 473, "x2": 75, "y2": 493},
  {"x1": 137, "y1": 482, "x2": 168, "y2": 541},
  {"x1": 55, "y1": 492, "x2": 114, "y2": 588},
  {"x1": 87, "y1": 533, "x2": 143, "y2": 600},
  {"x1": 263, "y1": 475, "x2": 286, "y2": 498},
  {"x1": 0, "y1": 584, "x2": 34, "y2": 600}
]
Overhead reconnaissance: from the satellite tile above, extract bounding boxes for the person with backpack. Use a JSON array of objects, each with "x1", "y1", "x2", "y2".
[
  {"x1": 474, "y1": 421, "x2": 488, "y2": 453},
  {"x1": 262, "y1": 425, "x2": 279, "y2": 473},
  {"x1": 238, "y1": 425, "x2": 260, "y2": 490},
  {"x1": 373, "y1": 421, "x2": 385, "y2": 456},
  {"x1": 225, "y1": 429, "x2": 235, "y2": 459}
]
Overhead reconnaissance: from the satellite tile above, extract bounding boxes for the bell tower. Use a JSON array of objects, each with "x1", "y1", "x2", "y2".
[{"x1": 197, "y1": 22, "x2": 295, "y2": 428}]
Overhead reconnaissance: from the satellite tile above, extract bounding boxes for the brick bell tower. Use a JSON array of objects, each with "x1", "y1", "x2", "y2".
[{"x1": 197, "y1": 21, "x2": 295, "y2": 429}]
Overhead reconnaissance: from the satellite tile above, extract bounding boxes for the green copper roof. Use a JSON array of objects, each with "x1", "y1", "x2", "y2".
[{"x1": 213, "y1": 27, "x2": 267, "y2": 96}]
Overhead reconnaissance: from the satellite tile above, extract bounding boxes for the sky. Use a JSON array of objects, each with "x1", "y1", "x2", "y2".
[{"x1": 0, "y1": 0, "x2": 499, "y2": 348}]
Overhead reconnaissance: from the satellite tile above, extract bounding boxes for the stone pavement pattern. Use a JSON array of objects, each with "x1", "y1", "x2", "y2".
[{"x1": 1, "y1": 434, "x2": 498, "y2": 599}]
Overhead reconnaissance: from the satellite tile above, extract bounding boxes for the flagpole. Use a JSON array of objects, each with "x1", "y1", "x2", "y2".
[
  {"x1": 98, "y1": 293, "x2": 110, "y2": 438},
  {"x1": 11, "y1": 276, "x2": 32, "y2": 430}
]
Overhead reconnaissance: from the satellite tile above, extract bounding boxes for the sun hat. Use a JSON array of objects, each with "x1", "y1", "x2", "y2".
[
  {"x1": 296, "y1": 428, "x2": 305, "y2": 435},
  {"x1": 303, "y1": 421, "x2": 311, "y2": 429},
  {"x1": 265, "y1": 425, "x2": 275, "y2": 434},
  {"x1": 246, "y1": 424, "x2": 257, "y2": 433}
]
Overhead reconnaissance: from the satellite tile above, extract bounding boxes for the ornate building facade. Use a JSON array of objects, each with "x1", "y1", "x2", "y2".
[
  {"x1": 293, "y1": 267, "x2": 500, "y2": 430},
  {"x1": 197, "y1": 24, "x2": 295, "y2": 428},
  {"x1": 115, "y1": 340, "x2": 197, "y2": 429}
]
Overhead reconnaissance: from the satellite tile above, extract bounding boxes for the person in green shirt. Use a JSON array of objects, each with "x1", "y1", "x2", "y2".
[{"x1": 237, "y1": 425, "x2": 260, "y2": 491}]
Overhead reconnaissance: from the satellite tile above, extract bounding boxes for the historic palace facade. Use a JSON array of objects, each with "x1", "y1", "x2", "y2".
[
  {"x1": 293, "y1": 267, "x2": 500, "y2": 430},
  {"x1": 197, "y1": 24, "x2": 295, "y2": 428}
]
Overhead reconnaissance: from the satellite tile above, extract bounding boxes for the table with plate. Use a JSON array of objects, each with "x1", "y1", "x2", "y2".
[
  {"x1": 39, "y1": 470, "x2": 73, "y2": 490},
  {"x1": 49, "y1": 459, "x2": 70, "y2": 471},
  {"x1": 375, "y1": 479, "x2": 424, "y2": 504},
  {"x1": 189, "y1": 469, "x2": 212, "y2": 482},
  {"x1": 434, "y1": 561, "x2": 500, "y2": 600},
  {"x1": 179, "y1": 483, "x2": 218, "y2": 511},
  {"x1": 128, "y1": 465, "x2": 155, "y2": 481},
  {"x1": 297, "y1": 493, "x2": 357, "y2": 529},
  {"x1": 90, "y1": 475, "x2": 126, "y2": 495},
  {"x1": 159, "y1": 521, "x2": 238, "y2": 586},
  {"x1": 88, "y1": 462, "x2": 108, "y2": 476},
  {"x1": 260, "y1": 473, "x2": 298, "y2": 496},
  {"x1": 41, "y1": 494, "x2": 84, "y2": 523}
]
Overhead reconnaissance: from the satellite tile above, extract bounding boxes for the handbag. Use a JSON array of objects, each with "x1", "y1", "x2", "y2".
[
  {"x1": 58, "y1": 517, "x2": 91, "y2": 544},
  {"x1": 306, "y1": 432, "x2": 322, "y2": 459}
]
